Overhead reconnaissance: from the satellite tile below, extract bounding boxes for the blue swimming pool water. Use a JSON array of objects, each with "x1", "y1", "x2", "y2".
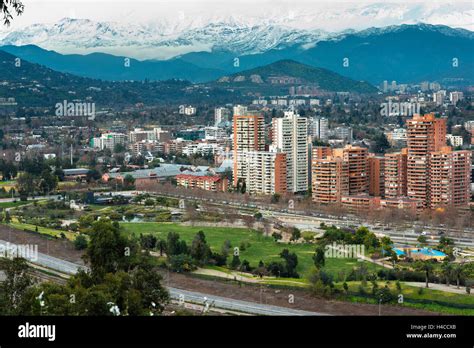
[{"x1": 393, "y1": 248, "x2": 447, "y2": 257}]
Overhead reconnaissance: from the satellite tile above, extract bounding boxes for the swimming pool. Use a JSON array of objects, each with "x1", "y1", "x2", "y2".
[{"x1": 394, "y1": 247, "x2": 447, "y2": 258}]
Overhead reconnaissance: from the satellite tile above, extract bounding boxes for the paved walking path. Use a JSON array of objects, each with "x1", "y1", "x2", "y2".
[{"x1": 403, "y1": 282, "x2": 472, "y2": 294}]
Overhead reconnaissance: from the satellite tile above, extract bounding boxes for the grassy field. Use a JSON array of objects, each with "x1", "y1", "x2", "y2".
[
  {"x1": 6, "y1": 219, "x2": 77, "y2": 241},
  {"x1": 120, "y1": 222, "x2": 383, "y2": 277},
  {"x1": 0, "y1": 201, "x2": 32, "y2": 209},
  {"x1": 339, "y1": 281, "x2": 474, "y2": 315}
]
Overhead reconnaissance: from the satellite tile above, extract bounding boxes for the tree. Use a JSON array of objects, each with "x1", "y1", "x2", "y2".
[
  {"x1": 417, "y1": 235, "x2": 427, "y2": 245},
  {"x1": 38, "y1": 169, "x2": 58, "y2": 194},
  {"x1": 452, "y1": 263, "x2": 466, "y2": 289},
  {"x1": 415, "y1": 260, "x2": 434, "y2": 288},
  {"x1": 139, "y1": 234, "x2": 157, "y2": 250},
  {"x1": 0, "y1": 257, "x2": 32, "y2": 314},
  {"x1": 372, "y1": 133, "x2": 390, "y2": 154},
  {"x1": 129, "y1": 265, "x2": 169, "y2": 315},
  {"x1": 290, "y1": 227, "x2": 301, "y2": 242},
  {"x1": 240, "y1": 259, "x2": 252, "y2": 272},
  {"x1": 440, "y1": 262, "x2": 453, "y2": 286},
  {"x1": 220, "y1": 240, "x2": 232, "y2": 257},
  {"x1": 313, "y1": 245, "x2": 326, "y2": 269},
  {"x1": 84, "y1": 220, "x2": 136, "y2": 281},
  {"x1": 0, "y1": 0, "x2": 24, "y2": 26},
  {"x1": 169, "y1": 254, "x2": 195, "y2": 272},
  {"x1": 190, "y1": 231, "x2": 211, "y2": 265},
  {"x1": 230, "y1": 255, "x2": 241, "y2": 269},
  {"x1": 156, "y1": 239, "x2": 166, "y2": 257},
  {"x1": 74, "y1": 235, "x2": 88, "y2": 250},
  {"x1": 4, "y1": 210, "x2": 11, "y2": 223},
  {"x1": 17, "y1": 172, "x2": 38, "y2": 198},
  {"x1": 280, "y1": 249, "x2": 299, "y2": 278},
  {"x1": 123, "y1": 174, "x2": 135, "y2": 188},
  {"x1": 166, "y1": 232, "x2": 188, "y2": 257},
  {"x1": 307, "y1": 268, "x2": 334, "y2": 297}
]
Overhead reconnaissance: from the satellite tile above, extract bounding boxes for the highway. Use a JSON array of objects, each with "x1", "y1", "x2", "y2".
[
  {"x1": 0, "y1": 239, "x2": 330, "y2": 316},
  {"x1": 168, "y1": 287, "x2": 330, "y2": 316}
]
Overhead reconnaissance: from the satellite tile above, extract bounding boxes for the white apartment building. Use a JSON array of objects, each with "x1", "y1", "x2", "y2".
[
  {"x1": 233, "y1": 105, "x2": 248, "y2": 117},
  {"x1": 214, "y1": 107, "x2": 231, "y2": 125},
  {"x1": 272, "y1": 111, "x2": 309, "y2": 193},
  {"x1": 205, "y1": 126, "x2": 228, "y2": 140},
  {"x1": 449, "y1": 91, "x2": 464, "y2": 105},
  {"x1": 311, "y1": 117, "x2": 329, "y2": 141},
  {"x1": 182, "y1": 143, "x2": 223, "y2": 156},
  {"x1": 238, "y1": 151, "x2": 286, "y2": 195},
  {"x1": 446, "y1": 134, "x2": 463, "y2": 147},
  {"x1": 92, "y1": 132, "x2": 127, "y2": 150},
  {"x1": 433, "y1": 90, "x2": 447, "y2": 106}
]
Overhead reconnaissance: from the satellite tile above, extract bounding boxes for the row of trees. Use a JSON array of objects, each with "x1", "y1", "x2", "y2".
[{"x1": 0, "y1": 221, "x2": 169, "y2": 315}]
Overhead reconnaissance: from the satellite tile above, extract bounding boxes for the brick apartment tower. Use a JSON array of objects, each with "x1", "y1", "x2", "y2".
[
  {"x1": 312, "y1": 146, "x2": 332, "y2": 160},
  {"x1": 233, "y1": 114, "x2": 265, "y2": 186},
  {"x1": 406, "y1": 114, "x2": 447, "y2": 207},
  {"x1": 312, "y1": 156, "x2": 349, "y2": 204},
  {"x1": 384, "y1": 148, "x2": 408, "y2": 198},
  {"x1": 428, "y1": 147, "x2": 472, "y2": 208},
  {"x1": 333, "y1": 145, "x2": 369, "y2": 195},
  {"x1": 368, "y1": 155, "x2": 385, "y2": 197}
]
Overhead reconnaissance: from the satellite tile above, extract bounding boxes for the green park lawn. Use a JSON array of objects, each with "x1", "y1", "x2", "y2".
[
  {"x1": 0, "y1": 201, "x2": 32, "y2": 209},
  {"x1": 339, "y1": 281, "x2": 474, "y2": 315},
  {"x1": 120, "y1": 222, "x2": 382, "y2": 278},
  {"x1": 6, "y1": 219, "x2": 77, "y2": 241}
]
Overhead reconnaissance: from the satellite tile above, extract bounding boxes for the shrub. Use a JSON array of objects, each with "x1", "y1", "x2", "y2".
[{"x1": 74, "y1": 235, "x2": 88, "y2": 250}]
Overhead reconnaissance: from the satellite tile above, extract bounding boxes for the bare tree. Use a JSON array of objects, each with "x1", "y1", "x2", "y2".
[{"x1": 0, "y1": 0, "x2": 24, "y2": 25}]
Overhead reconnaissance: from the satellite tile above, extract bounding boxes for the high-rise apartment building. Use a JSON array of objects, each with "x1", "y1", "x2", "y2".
[
  {"x1": 214, "y1": 107, "x2": 231, "y2": 125},
  {"x1": 239, "y1": 151, "x2": 287, "y2": 195},
  {"x1": 233, "y1": 114, "x2": 265, "y2": 186},
  {"x1": 312, "y1": 156, "x2": 349, "y2": 204},
  {"x1": 428, "y1": 147, "x2": 471, "y2": 208},
  {"x1": 449, "y1": 91, "x2": 464, "y2": 105},
  {"x1": 312, "y1": 146, "x2": 332, "y2": 161},
  {"x1": 92, "y1": 132, "x2": 127, "y2": 151},
  {"x1": 368, "y1": 155, "x2": 385, "y2": 197},
  {"x1": 406, "y1": 113, "x2": 447, "y2": 207},
  {"x1": 384, "y1": 148, "x2": 408, "y2": 198},
  {"x1": 311, "y1": 117, "x2": 329, "y2": 141},
  {"x1": 272, "y1": 111, "x2": 308, "y2": 193},
  {"x1": 333, "y1": 145, "x2": 368, "y2": 195},
  {"x1": 233, "y1": 105, "x2": 248, "y2": 117}
]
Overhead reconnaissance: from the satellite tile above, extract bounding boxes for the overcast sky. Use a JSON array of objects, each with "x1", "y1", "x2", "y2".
[{"x1": 5, "y1": 0, "x2": 473, "y2": 31}]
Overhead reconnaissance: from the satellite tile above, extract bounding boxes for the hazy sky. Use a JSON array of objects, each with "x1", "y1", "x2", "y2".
[{"x1": 5, "y1": 0, "x2": 474, "y2": 31}]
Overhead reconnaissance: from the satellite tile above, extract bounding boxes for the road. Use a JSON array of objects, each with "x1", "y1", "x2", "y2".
[
  {"x1": 0, "y1": 239, "x2": 330, "y2": 316},
  {"x1": 168, "y1": 287, "x2": 330, "y2": 316}
]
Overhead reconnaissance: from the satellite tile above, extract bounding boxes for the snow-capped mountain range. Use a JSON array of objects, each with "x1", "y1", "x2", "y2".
[
  {"x1": 0, "y1": 1, "x2": 472, "y2": 60},
  {"x1": 0, "y1": 18, "x2": 334, "y2": 60}
]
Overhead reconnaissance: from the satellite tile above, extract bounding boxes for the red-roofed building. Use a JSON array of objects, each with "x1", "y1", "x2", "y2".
[{"x1": 176, "y1": 174, "x2": 229, "y2": 192}]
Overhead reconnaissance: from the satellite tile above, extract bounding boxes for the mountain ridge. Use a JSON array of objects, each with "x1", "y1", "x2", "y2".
[{"x1": 1, "y1": 24, "x2": 473, "y2": 85}]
